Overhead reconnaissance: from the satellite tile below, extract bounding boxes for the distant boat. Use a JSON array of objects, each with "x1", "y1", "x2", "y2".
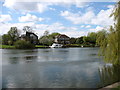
[
  {"x1": 50, "y1": 43, "x2": 63, "y2": 48},
  {"x1": 81, "y1": 45, "x2": 83, "y2": 47}
]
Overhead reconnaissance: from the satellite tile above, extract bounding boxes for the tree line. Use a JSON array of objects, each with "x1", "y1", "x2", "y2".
[
  {"x1": 1, "y1": 26, "x2": 106, "y2": 46},
  {"x1": 0, "y1": 25, "x2": 108, "y2": 47}
]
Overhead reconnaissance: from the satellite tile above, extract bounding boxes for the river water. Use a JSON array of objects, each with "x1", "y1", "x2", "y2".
[{"x1": 1, "y1": 48, "x2": 119, "y2": 88}]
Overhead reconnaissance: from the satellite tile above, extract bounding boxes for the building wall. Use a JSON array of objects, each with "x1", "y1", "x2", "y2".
[{"x1": 55, "y1": 34, "x2": 70, "y2": 44}]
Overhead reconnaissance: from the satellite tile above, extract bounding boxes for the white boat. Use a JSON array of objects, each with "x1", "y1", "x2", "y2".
[
  {"x1": 81, "y1": 45, "x2": 83, "y2": 47},
  {"x1": 50, "y1": 43, "x2": 63, "y2": 48}
]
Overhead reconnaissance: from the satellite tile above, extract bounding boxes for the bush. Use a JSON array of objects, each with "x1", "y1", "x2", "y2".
[{"x1": 14, "y1": 40, "x2": 35, "y2": 49}]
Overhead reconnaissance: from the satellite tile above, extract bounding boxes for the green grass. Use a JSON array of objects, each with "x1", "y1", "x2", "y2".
[
  {"x1": 112, "y1": 86, "x2": 120, "y2": 90},
  {"x1": 35, "y1": 45, "x2": 49, "y2": 48},
  {"x1": 0, "y1": 45, "x2": 49, "y2": 49},
  {"x1": 0, "y1": 45, "x2": 15, "y2": 49},
  {"x1": 0, "y1": 45, "x2": 50, "y2": 49},
  {"x1": 66, "y1": 44, "x2": 96, "y2": 47},
  {"x1": 0, "y1": 44, "x2": 96, "y2": 49}
]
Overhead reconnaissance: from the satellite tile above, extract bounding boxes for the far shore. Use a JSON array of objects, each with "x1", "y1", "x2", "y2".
[{"x1": 0, "y1": 44, "x2": 99, "y2": 49}]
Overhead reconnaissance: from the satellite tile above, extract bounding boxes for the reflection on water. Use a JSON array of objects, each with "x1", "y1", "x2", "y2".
[
  {"x1": 1, "y1": 48, "x2": 120, "y2": 88},
  {"x1": 98, "y1": 64, "x2": 120, "y2": 88}
]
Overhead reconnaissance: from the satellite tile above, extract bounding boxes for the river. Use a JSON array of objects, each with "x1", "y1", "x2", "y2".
[{"x1": 1, "y1": 48, "x2": 119, "y2": 88}]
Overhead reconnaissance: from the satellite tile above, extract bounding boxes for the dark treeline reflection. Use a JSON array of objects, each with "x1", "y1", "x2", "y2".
[
  {"x1": 98, "y1": 64, "x2": 120, "y2": 88},
  {"x1": 8, "y1": 49, "x2": 38, "y2": 64}
]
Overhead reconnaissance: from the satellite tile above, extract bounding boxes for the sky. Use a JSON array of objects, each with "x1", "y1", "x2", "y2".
[{"x1": 0, "y1": 0, "x2": 117, "y2": 38}]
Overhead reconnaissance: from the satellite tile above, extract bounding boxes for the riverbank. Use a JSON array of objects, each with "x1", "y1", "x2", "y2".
[
  {"x1": 66, "y1": 44, "x2": 98, "y2": 47},
  {"x1": 0, "y1": 45, "x2": 49, "y2": 49},
  {"x1": 0, "y1": 44, "x2": 98, "y2": 49},
  {"x1": 0, "y1": 45, "x2": 15, "y2": 49},
  {"x1": 35, "y1": 45, "x2": 49, "y2": 48},
  {"x1": 99, "y1": 82, "x2": 120, "y2": 90}
]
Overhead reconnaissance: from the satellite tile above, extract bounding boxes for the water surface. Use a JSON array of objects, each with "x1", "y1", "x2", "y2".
[{"x1": 1, "y1": 48, "x2": 119, "y2": 88}]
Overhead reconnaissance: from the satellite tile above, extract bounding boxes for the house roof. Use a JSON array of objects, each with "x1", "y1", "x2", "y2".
[
  {"x1": 26, "y1": 31, "x2": 38, "y2": 38},
  {"x1": 56, "y1": 34, "x2": 70, "y2": 38}
]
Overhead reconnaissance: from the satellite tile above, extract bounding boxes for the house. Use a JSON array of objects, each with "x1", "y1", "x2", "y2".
[
  {"x1": 54, "y1": 34, "x2": 70, "y2": 44},
  {"x1": 20, "y1": 31, "x2": 38, "y2": 44}
]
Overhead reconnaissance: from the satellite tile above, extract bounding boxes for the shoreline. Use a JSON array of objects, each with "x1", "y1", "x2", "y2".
[
  {"x1": 99, "y1": 82, "x2": 120, "y2": 90},
  {"x1": 0, "y1": 44, "x2": 99, "y2": 49}
]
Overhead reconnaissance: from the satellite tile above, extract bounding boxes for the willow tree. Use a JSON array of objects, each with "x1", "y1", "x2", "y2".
[{"x1": 98, "y1": 1, "x2": 120, "y2": 65}]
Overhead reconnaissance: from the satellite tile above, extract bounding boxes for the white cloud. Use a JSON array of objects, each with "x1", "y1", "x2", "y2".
[
  {"x1": 0, "y1": 22, "x2": 35, "y2": 35},
  {"x1": 91, "y1": 8, "x2": 114, "y2": 26},
  {"x1": 37, "y1": 3, "x2": 49, "y2": 13},
  {"x1": 81, "y1": 25, "x2": 85, "y2": 28},
  {"x1": 89, "y1": 26, "x2": 104, "y2": 32},
  {"x1": 3, "y1": 0, "x2": 50, "y2": 13},
  {"x1": 80, "y1": 25, "x2": 91, "y2": 28},
  {"x1": 0, "y1": 14, "x2": 12, "y2": 22},
  {"x1": 61, "y1": 31, "x2": 88, "y2": 37},
  {"x1": 89, "y1": 25, "x2": 110, "y2": 33},
  {"x1": 86, "y1": 25, "x2": 91, "y2": 28},
  {"x1": 0, "y1": 22, "x2": 108, "y2": 37},
  {"x1": 18, "y1": 13, "x2": 44, "y2": 22},
  {"x1": 0, "y1": 22, "x2": 88, "y2": 37},
  {"x1": 49, "y1": 8, "x2": 56, "y2": 11},
  {"x1": 3, "y1": 0, "x2": 89, "y2": 13},
  {"x1": 60, "y1": 6, "x2": 114, "y2": 26},
  {"x1": 34, "y1": 22, "x2": 79, "y2": 37},
  {"x1": 60, "y1": 10, "x2": 95, "y2": 24},
  {"x1": 107, "y1": 5, "x2": 114, "y2": 9}
]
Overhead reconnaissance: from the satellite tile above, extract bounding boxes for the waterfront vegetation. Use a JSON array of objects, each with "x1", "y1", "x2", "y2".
[
  {"x1": 97, "y1": 1, "x2": 120, "y2": 65},
  {"x1": 116, "y1": 86, "x2": 120, "y2": 89},
  {"x1": 0, "y1": 44, "x2": 15, "y2": 49},
  {"x1": 0, "y1": 26, "x2": 101, "y2": 49},
  {"x1": 0, "y1": 44, "x2": 97, "y2": 49},
  {"x1": 112, "y1": 85, "x2": 120, "y2": 90},
  {"x1": 14, "y1": 40, "x2": 35, "y2": 49},
  {"x1": 0, "y1": 44, "x2": 48, "y2": 49},
  {"x1": 35, "y1": 45, "x2": 49, "y2": 48}
]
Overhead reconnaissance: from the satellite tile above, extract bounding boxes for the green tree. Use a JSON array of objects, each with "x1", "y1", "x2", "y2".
[
  {"x1": 14, "y1": 40, "x2": 35, "y2": 49},
  {"x1": 39, "y1": 36, "x2": 53, "y2": 46},
  {"x1": 23, "y1": 26, "x2": 33, "y2": 32},
  {"x1": 70, "y1": 38, "x2": 76, "y2": 44},
  {"x1": 2, "y1": 34, "x2": 11, "y2": 45},
  {"x1": 39, "y1": 32, "x2": 60, "y2": 46},
  {"x1": 87, "y1": 32, "x2": 97, "y2": 44},
  {"x1": 0, "y1": 35, "x2": 2, "y2": 44},
  {"x1": 44, "y1": 30, "x2": 49, "y2": 36},
  {"x1": 83, "y1": 36, "x2": 89, "y2": 44},
  {"x1": 98, "y1": 1, "x2": 120, "y2": 65},
  {"x1": 7, "y1": 27, "x2": 20, "y2": 44},
  {"x1": 48, "y1": 32, "x2": 60, "y2": 38},
  {"x1": 75, "y1": 37, "x2": 84, "y2": 44},
  {"x1": 96, "y1": 30, "x2": 108, "y2": 46}
]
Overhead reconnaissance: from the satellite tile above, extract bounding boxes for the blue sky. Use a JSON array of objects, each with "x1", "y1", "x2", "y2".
[{"x1": 0, "y1": 0, "x2": 117, "y2": 37}]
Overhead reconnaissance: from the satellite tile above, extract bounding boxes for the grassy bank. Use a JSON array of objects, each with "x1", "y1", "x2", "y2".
[
  {"x1": 0, "y1": 45, "x2": 15, "y2": 49},
  {"x1": 66, "y1": 44, "x2": 98, "y2": 47},
  {"x1": 35, "y1": 45, "x2": 49, "y2": 48},
  {"x1": 112, "y1": 85, "x2": 120, "y2": 90},
  {"x1": 0, "y1": 45, "x2": 49, "y2": 49},
  {"x1": 0, "y1": 44, "x2": 98, "y2": 49}
]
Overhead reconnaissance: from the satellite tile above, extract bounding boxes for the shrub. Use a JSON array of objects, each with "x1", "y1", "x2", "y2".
[{"x1": 14, "y1": 40, "x2": 35, "y2": 49}]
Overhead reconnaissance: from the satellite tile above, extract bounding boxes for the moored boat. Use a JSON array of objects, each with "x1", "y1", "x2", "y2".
[{"x1": 50, "y1": 43, "x2": 63, "y2": 48}]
